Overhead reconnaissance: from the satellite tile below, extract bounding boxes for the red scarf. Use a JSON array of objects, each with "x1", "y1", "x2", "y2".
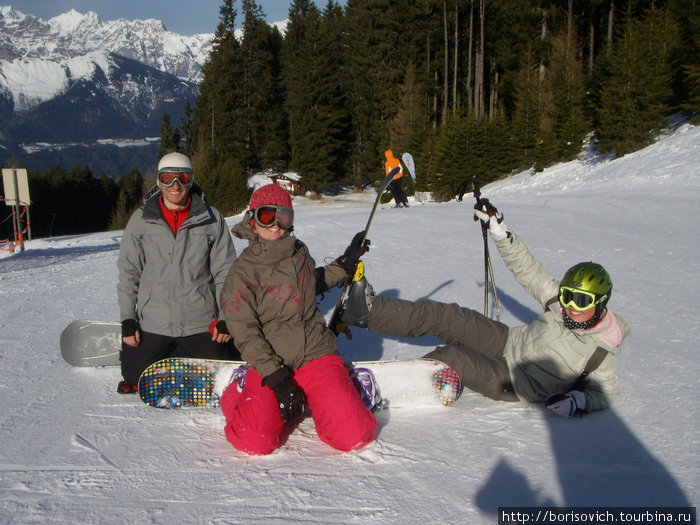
[{"x1": 159, "y1": 195, "x2": 191, "y2": 234}]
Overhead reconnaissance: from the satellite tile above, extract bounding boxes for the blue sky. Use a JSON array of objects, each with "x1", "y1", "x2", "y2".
[{"x1": 5, "y1": 1, "x2": 341, "y2": 35}]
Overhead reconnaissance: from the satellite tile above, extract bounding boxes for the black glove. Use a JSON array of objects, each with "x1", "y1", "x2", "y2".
[
  {"x1": 215, "y1": 320, "x2": 229, "y2": 335},
  {"x1": 336, "y1": 231, "x2": 370, "y2": 274},
  {"x1": 264, "y1": 367, "x2": 306, "y2": 422},
  {"x1": 121, "y1": 319, "x2": 139, "y2": 338}
]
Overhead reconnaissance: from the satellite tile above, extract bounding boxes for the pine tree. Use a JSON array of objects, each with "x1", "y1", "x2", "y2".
[
  {"x1": 180, "y1": 101, "x2": 195, "y2": 156},
  {"x1": 596, "y1": 3, "x2": 678, "y2": 156},
  {"x1": 284, "y1": 0, "x2": 353, "y2": 191},
  {"x1": 284, "y1": 0, "x2": 323, "y2": 189},
  {"x1": 109, "y1": 169, "x2": 144, "y2": 230},
  {"x1": 674, "y1": 0, "x2": 700, "y2": 122},
  {"x1": 240, "y1": 0, "x2": 287, "y2": 169},
  {"x1": 191, "y1": 149, "x2": 249, "y2": 216},
  {"x1": 549, "y1": 18, "x2": 588, "y2": 161},
  {"x1": 193, "y1": 0, "x2": 246, "y2": 161},
  {"x1": 390, "y1": 62, "x2": 426, "y2": 155},
  {"x1": 158, "y1": 113, "x2": 181, "y2": 158},
  {"x1": 512, "y1": 42, "x2": 553, "y2": 171},
  {"x1": 684, "y1": 58, "x2": 700, "y2": 123},
  {"x1": 345, "y1": 0, "x2": 405, "y2": 183}
]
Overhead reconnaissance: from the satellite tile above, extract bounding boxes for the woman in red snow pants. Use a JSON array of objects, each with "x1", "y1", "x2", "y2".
[{"x1": 220, "y1": 354, "x2": 377, "y2": 456}]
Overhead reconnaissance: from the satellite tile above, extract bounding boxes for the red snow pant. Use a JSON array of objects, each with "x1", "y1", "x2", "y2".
[{"x1": 220, "y1": 354, "x2": 378, "y2": 455}]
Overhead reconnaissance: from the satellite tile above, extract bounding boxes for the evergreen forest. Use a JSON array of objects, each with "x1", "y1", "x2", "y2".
[
  {"x1": 2, "y1": 0, "x2": 698, "y2": 243},
  {"x1": 187, "y1": 0, "x2": 698, "y2": 204}
]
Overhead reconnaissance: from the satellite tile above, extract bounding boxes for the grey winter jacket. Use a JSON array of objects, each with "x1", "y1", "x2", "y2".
[
  {"x1": 496, "y1": 232, "x2": 630, "y2": 411},
  {"x1": 220, "y1": 215, "x2": 349, "y2": 379},
  {"x1": 117, "y1": 186, "x2": 236, "y2": 337}
]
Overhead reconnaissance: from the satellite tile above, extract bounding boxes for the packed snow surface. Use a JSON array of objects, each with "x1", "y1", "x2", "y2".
[{"x1": 0, "y1": 124, "x2": 698, "y2": 522}]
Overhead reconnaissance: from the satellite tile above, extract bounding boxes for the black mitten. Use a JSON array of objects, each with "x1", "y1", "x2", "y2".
[
  {"x1": 121, "y1": 319, "x2": 139, "y2": 338},
  {"x1": 336, "y1": 231, "x2": 370, "y2": 274},
  {"x1": 264, "y1": 367, "x2": 306, "y2": 422},
  {"x1": 215, "y1": 320, "x2": 229, "y2": 335}
]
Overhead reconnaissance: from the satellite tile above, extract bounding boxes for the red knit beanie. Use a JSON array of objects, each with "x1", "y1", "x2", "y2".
[{"x1": 249, "y1": 183, "x2": 293, "y2": 210}]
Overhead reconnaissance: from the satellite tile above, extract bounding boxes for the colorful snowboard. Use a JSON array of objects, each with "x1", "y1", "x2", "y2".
[
  {"x1": 60, "y1": 320, "x2": 121, "y2": 367},
  {"x1": 138, "y1": 357, "x2": 462, "y2": 410}
]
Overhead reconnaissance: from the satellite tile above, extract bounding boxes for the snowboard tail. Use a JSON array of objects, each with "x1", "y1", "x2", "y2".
[
  {"x1": 357, "y1": 359, "x2": 462, "y2": 409},
  {"x1": 138, "y1": 357, "x2": 462, "y2": 410},
  {"x1": 60, "y1": 320, "x2": 121, "y2": 367}
]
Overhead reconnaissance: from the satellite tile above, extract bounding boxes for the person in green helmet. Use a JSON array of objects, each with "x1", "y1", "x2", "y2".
[{"x1": 340, "y1": 199, "x2": 630, "y2": 417}]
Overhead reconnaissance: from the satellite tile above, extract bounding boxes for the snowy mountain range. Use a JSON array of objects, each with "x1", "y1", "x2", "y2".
[{"x1": 0, "y1": 6, "x2": 215, "y2": 173}]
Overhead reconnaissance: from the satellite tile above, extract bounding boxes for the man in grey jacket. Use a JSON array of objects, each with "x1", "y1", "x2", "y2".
[
  {"x1": 116, "y1": 152, "x2": 239, "y2": 393},
  {"x1": 341, "y1": 200, "x2": 629, "y2": 417}
]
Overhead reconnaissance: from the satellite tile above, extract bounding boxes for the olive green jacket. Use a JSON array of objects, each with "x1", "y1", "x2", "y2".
[{"x1": 220, "y1": 215, "x2": 348, "y2": 379}]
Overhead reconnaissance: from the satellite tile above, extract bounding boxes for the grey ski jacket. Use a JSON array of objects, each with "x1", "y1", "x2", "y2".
[
  {"x1": 117, "y1": 186, "x2": 236, "y2": 337},
  {"x1": 220, "y1": 215, "x2": 348, "y2": 379},
  {"x1": 496, "y1": 232, "x2": 630, "y2": 411}
]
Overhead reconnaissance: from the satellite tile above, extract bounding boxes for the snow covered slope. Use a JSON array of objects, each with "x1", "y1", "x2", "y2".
[{"x1": 0, "y1": 124, "x2": 697, "y2": 523}]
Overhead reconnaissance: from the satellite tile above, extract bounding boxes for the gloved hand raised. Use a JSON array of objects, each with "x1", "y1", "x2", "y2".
[
  {"x1": 264, "y1": 367, "x2": 306, "y2": 422},
  {"x1": 336, "y1": 231, "x2": 370, "y2": 274},
  {"x1": 545, "y1": 390, "x2": 586, "y2": 418},
  {"x1": 473, "y1": 199, "x2": 509, "y2": 242}
]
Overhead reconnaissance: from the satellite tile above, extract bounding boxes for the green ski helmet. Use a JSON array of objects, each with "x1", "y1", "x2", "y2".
[{"x1": 560, "y1": 262, "x2": 612, "y2": 315}]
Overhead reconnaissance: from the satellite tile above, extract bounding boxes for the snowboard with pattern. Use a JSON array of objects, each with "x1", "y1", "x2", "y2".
[
  {"x1": 60, "y1": 320, "x2": 121, "y2": 367},
  {"x1": 138, "y1": 357, "x2": 462, "y2": 410}
]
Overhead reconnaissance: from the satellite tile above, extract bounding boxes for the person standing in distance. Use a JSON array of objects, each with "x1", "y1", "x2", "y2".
[
  {"x1": 116, "y1": 152, "x2": 239, "y2": 394},
  {"x1": 385, "y1": 150, "x2": 409, "y2": 208}
]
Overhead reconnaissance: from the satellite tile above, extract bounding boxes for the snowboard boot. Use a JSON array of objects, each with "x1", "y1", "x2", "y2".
[
  {"x1": 350, "y1": 367, "x2": 382, "y2": 411},
  {"x1": 229, "y1": 364, "x2": 249, "y2": 393},
  {"x1": 340, "y1": 276, "x2": 375, "y2": 328},
  {"x1": 215, "y1": 363, "x2": 250, "y2": 397},
  {"x1": 116, "y1": 379, "x2": 138, "y2": 394}
]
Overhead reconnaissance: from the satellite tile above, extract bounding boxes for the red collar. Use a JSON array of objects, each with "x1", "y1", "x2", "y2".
[{"x1": 159, "y1": 195, "x2": 191, "y2": 234}]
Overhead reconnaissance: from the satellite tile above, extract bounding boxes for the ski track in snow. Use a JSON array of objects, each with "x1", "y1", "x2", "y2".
[{"x1": 0, "y1": 124, "x2": 698, "y2": 523}]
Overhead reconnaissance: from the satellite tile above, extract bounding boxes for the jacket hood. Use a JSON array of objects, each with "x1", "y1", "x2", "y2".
[{"x1": 231, "y1": 211, "x2": 257, "y2": 241}]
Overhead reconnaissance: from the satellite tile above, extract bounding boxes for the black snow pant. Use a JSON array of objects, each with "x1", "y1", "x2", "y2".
[
  {"x1": 121, "y1": 331, "x2": 241, "y2": 386},
  {"x1": 368, "y1": 296, "x2": 519, "y2": 402},
  {"x1": 389, "y1": 179, "x2": 409, "y2": 207}
]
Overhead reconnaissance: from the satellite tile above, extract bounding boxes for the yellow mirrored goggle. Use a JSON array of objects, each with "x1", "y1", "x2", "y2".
[{"x1": 559, "y1": 286, "x2": 606, "y2": 311}]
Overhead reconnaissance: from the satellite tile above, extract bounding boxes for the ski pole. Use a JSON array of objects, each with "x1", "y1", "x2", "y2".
[
  {"x1": 328, "y1": 166, "x2": 400, "y2": 336},
  {"x1": 471, "y1": 176, "x2": 500, "y2": 316},
  {"x1": 486, "y1": 248, "x2": 500, "y2": 313}
]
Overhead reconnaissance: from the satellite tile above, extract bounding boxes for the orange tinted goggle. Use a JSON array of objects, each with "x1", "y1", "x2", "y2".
[
  {"x1": 158, "y1": 171, "x2": 193, "y2": 188},
  {"x1": 254, "y1": 205, "x2": 294, "y2": 229}
]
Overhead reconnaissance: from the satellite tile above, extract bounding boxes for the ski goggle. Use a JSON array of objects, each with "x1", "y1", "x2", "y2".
[
  {"x1": 559, "y1": 286, "x2": 606, "y2": 311},
  {"x1": 158, "y1": 171, "x2": 193, "y2": 188},
  {"x1": 253, "y1": 205, "x2": 294, "y2": 229}
]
